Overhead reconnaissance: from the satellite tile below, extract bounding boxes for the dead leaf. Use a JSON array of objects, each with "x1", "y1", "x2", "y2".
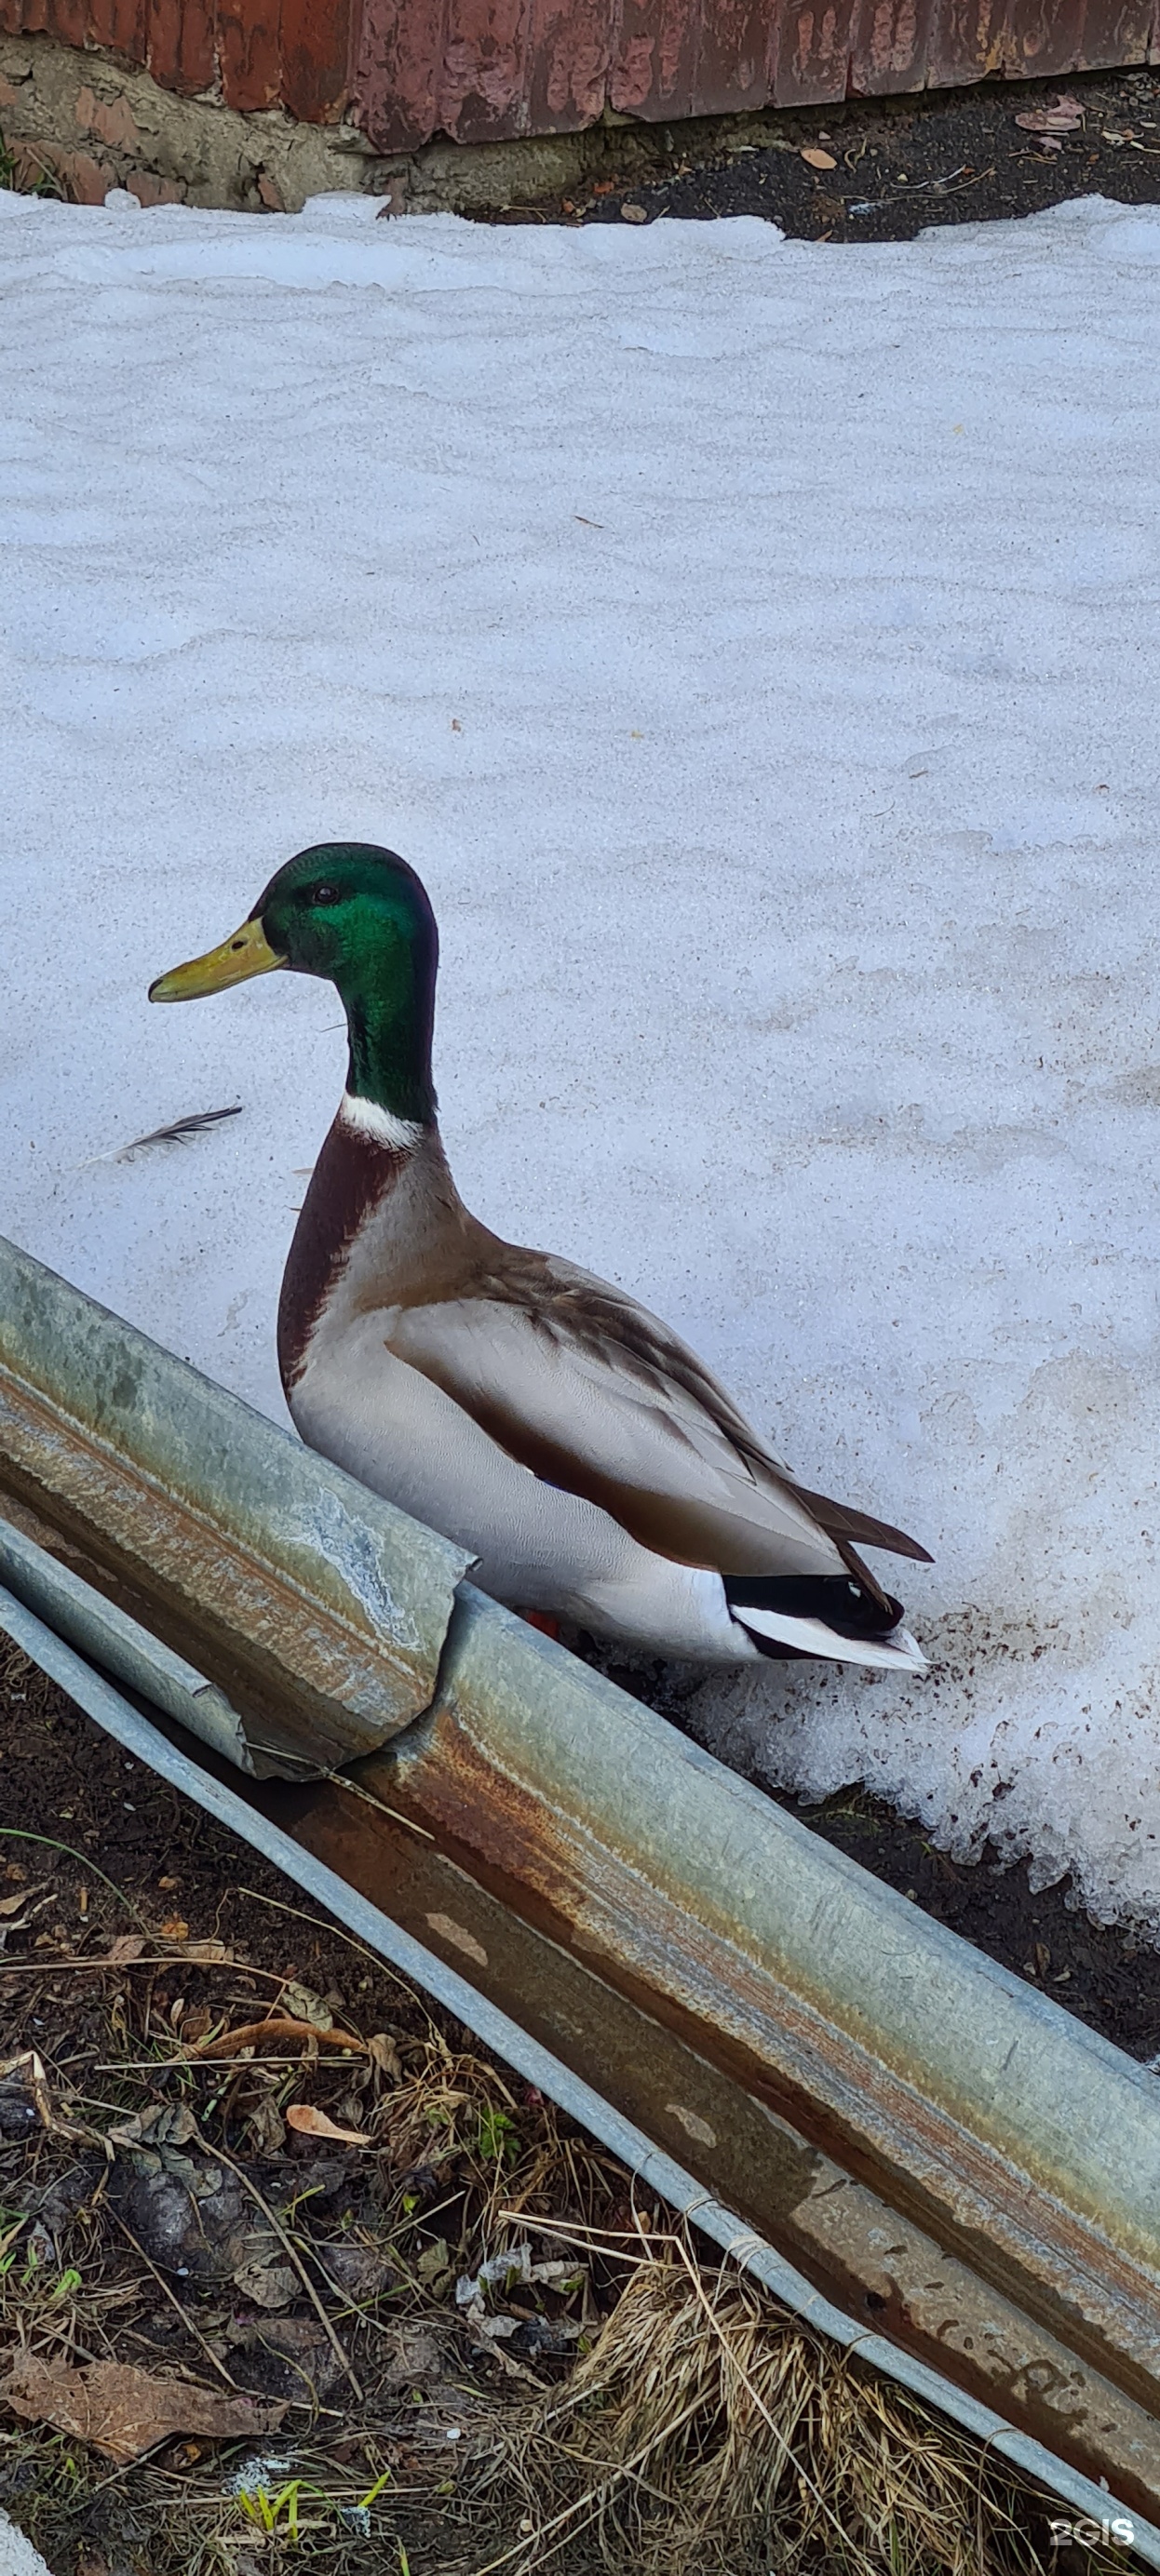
[
  {"x1": 105, "y1": 1935, "x2": 145, "y2": 1966},
  {"x1": 801, "y1": 145, "x2": 837, "y2": 169},
  {"x1": 368, "y1": 2033, "x2": 402, "y2": 2084},
  {"x1": 159, "y1": 1916, "x2": 190, "y2": 1942},
  {"x1": 620, "y1": 201, "x2": 647, "y2": 222},
  {"x1": 0, "y1": 1893, "x2": 56, "y2": 1943},
  {"x1": 242, "y1": 2090, "x2": 286, "y2": 2158},
  {"x1": 280, "y1": 1979, "x2": 332, "y2": 2029},
  {"x1": 234, "y1": 2258, "x2": 299, "y2": 2311},
  {"x1": 191, "y1": 2017, "x2": 366, "y2": 2061},
  {"x1": 416, "y1": 2236, "x2": 452, "y2": 2288},
  {"x1": 317, "y1": 2240, "x2": 393, "y2": 2299},
  {"x1": 286, "y1": 2103, "x2": 371, "y2": 2147},
  {"x1": 1014, "y1": 97, "x2": 1082, "y2": 132},
  {"x1": 107, "y1": 2103, "x2": 199, "y2": 2153},
  {"x1": 0, "y1": 2350, "x2": 285, "y2": 2463}
]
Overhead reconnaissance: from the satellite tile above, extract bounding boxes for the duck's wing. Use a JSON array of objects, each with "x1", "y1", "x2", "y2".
[
  {"x1": 789, "y1": 1483, "x2": 932, "y2": 1563},
  {"x1": 383, "y1": 1249, "x2": 930, "y2": 1590}
]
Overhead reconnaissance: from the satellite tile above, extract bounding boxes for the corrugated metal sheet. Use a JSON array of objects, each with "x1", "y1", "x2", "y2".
[
  {"x1": 1, "y1": 0, "x2": 1158, "y2": 193},
  {"x1": 351, "y1": 0, "x2": 1160, "y2": 146},
  {"x1": 0, "y1": 0, "x2": 352, "y2": 117}
]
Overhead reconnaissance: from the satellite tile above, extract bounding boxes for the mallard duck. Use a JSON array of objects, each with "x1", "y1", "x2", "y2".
[{"x1": 151, "y1": 843, "x2": 930, "y2": 1671}]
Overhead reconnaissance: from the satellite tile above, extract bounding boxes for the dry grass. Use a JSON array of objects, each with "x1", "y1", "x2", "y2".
[
  {"x1": 478, "y1": 2221, "x2": 1136, "y2": 2576},
  {"x1": 0, "y1": 131, "x2": 65, "y2": 195},
  {"x1": 0, "y1": 1653, "x2": 1143, "y2": 2576}
]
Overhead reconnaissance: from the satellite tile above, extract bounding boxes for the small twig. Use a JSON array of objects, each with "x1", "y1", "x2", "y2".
[
  {"x1": 207, "y1": 2131, "x2": 364, "y2": 2402},
  {"x1": 0, "y1": 1954, "x2": 287, "y2": 1979},
  {"x1": 240, "y1": 1757, "x2": 434, "y2": 1843},
  {"x1": 236, "y1": 1888, "x2": 441, "y2": 2037},
  {"x1": 92, "y1": 2053, "x2": 344, "y2": 2073},
  {"x1": 190, "y1": 2015, "x2": 367, "y2": 2061},
  {"x1": 109, "y1": 2207, "x2": 240, "y2": 2393}
]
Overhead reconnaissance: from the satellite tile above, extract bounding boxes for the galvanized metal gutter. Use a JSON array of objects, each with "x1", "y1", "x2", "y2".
[
  {"x1": 1, "y1": 1578, "x2": 1156, "y2": 2570},
  {"x1": 3, "y1": 1234, "x2": 1160, "y2": 2538},
  {"x1": 0, "y1": 1234, "x2": 467, "y2": 1776}
]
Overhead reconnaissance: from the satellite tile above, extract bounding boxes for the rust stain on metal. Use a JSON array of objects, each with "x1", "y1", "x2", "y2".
[
  {"x1": 610, "y1": 0, "x2": 699, "y2": 117},
  {"x1": 767, "y1": 0, "x2": 857, "y2": 103},
  {"x1": 522, "y1": 0, "x2": 612, "y2": 132},
  {"x1": 361, "y1": 1691, "x2": 1160, "y2": 2423},
  {"x1": 0, "y1": 1375, "x2": 402, "y2": 1773},
  {"x1": 145, "y1": 0, "x2": 215, "y2": 95},
  {"x1": 101, "y1": 0, "x2": 149, "y2": 61},
  {"x1": 279, "y1": 0, "x2": 353, "y2": 123},
  {"x1": 347, "y1": 0, "x2": 1158, "y2": 143},
  {"x1": 266, "y1": 1767, "x2": 1160, "y2": 2520},
  {"x1": 217, "y1": 0, "x2": 282, "y2": 111},
  {"x1": 7, "y1": 1272, "x2": 1160, "y2": 2525},
  {"x1": 5, "y1": 0, "x2": 1155, "y2": 150},
  {"x1": 46, "y1": 0, "x2": 88, "y2": 53},
  {"x1": 350, "y1": 0, "x2": 448, "y2": 151},
  {"x1": 693, "y1": 0, "x2": 775, "y2": 114},
  {"x1": 434, "y1": 0, "x2": 531, "y2": 141},
  {"x1": 0, "y1": 1238, "x2": 465, "y2": 1778},
  {"x1": 848, "y1": 0, "x2": 935, "y2": 93}
]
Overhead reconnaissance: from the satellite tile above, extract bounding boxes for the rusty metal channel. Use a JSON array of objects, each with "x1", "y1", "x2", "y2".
[
  {"x1": 3, "y1": 1239, "x2": 1160, "y2": 2536},
  {"x1": 0, "y1": 1234, "x2": 467, "y2": 1777},
  {"x1": 0, "y1": 1565, "x2": 1149, "y2": 2555},
  {"x1": 271, "y1": 1592, "x2": 1160, "y2": 2524},
  {"x1": 4, "y1": 1579, "x2": 1154, "y2": 2566}
]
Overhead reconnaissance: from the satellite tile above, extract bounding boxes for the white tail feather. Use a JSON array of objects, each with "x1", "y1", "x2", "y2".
[{"x1": 732, "y1": 1603, "x2": 928, "y2": 1674}]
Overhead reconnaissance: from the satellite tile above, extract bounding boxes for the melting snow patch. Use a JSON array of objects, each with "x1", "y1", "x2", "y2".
[{"x1": 3, "y1": 191, "x2": 1160, "y2": 1926}]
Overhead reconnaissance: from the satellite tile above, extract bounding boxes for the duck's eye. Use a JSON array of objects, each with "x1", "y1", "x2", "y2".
[{"x1": 310, "y1": 884, "x2": 340, "y2": 906}]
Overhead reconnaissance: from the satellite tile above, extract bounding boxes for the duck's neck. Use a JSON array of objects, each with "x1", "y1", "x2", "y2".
[
  {"x1": 278, "y1": 963, "x2": 452, "y2": 1397},
  {"x1": 342, "y1": 956, "x2": 437, "y2": 1130}
]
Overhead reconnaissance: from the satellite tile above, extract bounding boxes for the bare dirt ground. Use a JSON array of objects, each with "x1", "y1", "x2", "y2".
[
  {"x1": 501, "y1": 63, "x2": 1160, "y2": 241},
  {"x1": 0, "y1": 1636, "x2": 1140, "y2": 2576}
]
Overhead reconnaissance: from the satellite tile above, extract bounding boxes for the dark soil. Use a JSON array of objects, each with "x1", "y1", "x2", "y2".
[
  {"x1": 4, "y1": 1642, "x2": 1133, "y2": 2576},
  {"x1": 779, "y1": 1781, "x2": 1160, "y2": 2053},
  {"x1": 504, "y1": 62, "x2": 1160, "y2": 242},
  {"x1": 0, "y1": 1636, "x2": 633, "y2": 2576},
  {"x1": 0, "y1": 1640, "x2": 1148, "y2": 2576}
]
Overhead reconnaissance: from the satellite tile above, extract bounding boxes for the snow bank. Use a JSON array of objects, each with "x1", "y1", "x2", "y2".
[{"x1": 3, "y1": 185, "x2": 1159, "y2": 1925}]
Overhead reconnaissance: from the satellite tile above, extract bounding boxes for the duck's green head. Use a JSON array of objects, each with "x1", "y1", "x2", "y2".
[{"x1": 150, "y1": 842, "x2": 438, "y2": 1125}]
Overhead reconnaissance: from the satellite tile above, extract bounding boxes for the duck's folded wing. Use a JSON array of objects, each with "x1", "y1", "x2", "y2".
[{"x1": 384, "y1": 1254, "x2": 926, "y2": 1583}]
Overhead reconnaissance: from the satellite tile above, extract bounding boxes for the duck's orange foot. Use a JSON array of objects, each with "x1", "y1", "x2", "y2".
[{"x1": 520, "y1": 1609, "x2": 560, "y2": 1641}]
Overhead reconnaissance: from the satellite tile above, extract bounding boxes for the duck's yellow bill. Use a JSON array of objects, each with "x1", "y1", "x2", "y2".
[{"x1": 149, "y1": 915, "x2": 286, "y2": 1003}]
